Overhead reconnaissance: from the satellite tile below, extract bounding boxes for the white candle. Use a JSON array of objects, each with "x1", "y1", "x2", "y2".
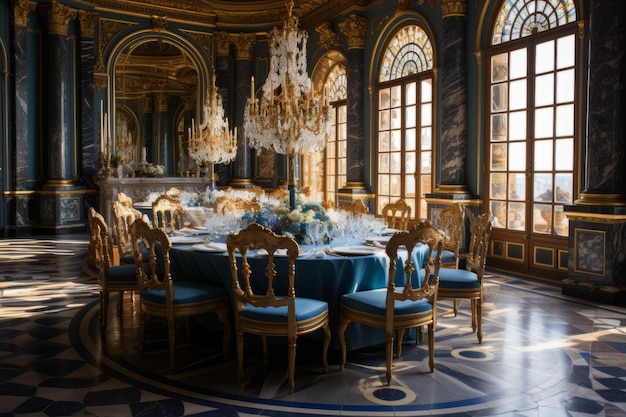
[
  {"x1": 100, "y1": 101, "x2": 104, "y2": 152},
  {"x1": 251, "y1": 76, "x2": 255, "y2": 102},
  {"x1": 142, "y1": 147, "x2": 147, "y2": 163}
]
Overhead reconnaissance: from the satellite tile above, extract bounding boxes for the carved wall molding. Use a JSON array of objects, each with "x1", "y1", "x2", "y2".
[
  {"x1": 14, "y1": 0, "x2": 36, "y2": 28},
  {"x1": 339, "y1": 14, "x2": 367, "y2": 49}
]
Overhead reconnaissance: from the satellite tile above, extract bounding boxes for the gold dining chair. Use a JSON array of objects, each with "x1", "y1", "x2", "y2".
[
  {"x1": 381, "y1": 198, "x2": 411, "y2": 231},
  {"x1": 130, "y1": 217, "x2": 231, "y2": 367},
  {"x1": 152, "y1": 194, "x2": 185, "y2": 233},
  {"x1": 112, "y1": 200, "x2": 143, "y2": 265},
  {"x1": 337, "y1": 221, "x2": 444, "y2": 385},
  {"x1": 337, "y1": 199, "x2": 368, "y2": 215},
  {"x1": 436, "y1": 203, "x2": 464, "y2": 269},
  {"x1": 88, "y1": 207, "x2": 139, "y2": 334},
  {"x1": 117, "y1": 191, "x2": 134, "y2": 208},
  {"x1": 436, "y1": 212, "x2": 492, "y2": 343},
  {"x1": 226, "y1": 223, "x2": 331, "y2": 393},
  {"x1": 213, "y1": 196, "x2": 261, "y2": 215}
]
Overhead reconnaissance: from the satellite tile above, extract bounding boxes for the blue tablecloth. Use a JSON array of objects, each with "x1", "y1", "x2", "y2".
[{"x1": 168, "y1": 239, "x2": 429, "y2": 352}]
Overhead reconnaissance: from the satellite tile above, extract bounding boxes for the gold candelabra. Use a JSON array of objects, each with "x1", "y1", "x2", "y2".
[
  {"x1": 244, "y1": 0, "x2": 331, "y2": 208},
  {"x1": 188, "y1": 73, "x2": 237, "y2": 188}
]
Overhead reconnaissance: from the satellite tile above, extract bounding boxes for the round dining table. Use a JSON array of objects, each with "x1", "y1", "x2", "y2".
[{"x1": 165, "y1": 234, "x2": 429, "y2": 352}]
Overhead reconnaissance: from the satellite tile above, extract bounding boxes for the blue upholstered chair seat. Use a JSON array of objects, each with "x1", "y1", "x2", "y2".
[
  {"x1": 432, "y1": 249, "x2": 456, "y2": 265},
  {"x1": 437, "y1": 268, "x2": 480, "y2": 289},
  {"x1": 121, "y1": 247, "x2": 151, "y2": 265},
  {"x1": 239, "y1": 298, "x2": 328, "y2": 322},
  {"x1": 107, "y1": 264, "x2": 137, "y2": 282},
  {"x1": 341, "y1": 288, "x2": 433, "y2": 316},
  {"x1": 141, "y1": 281, "x2": 227, "y2": 305}
]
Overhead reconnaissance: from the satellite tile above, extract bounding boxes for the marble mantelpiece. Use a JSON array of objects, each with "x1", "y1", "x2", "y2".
[{"x1": 95, "y1": 176, "x2": 211, "y2": 228}]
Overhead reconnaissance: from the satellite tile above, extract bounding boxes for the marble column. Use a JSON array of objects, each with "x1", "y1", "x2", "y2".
[
  {"x1": 10, "y1": 0, "x2": 36, "y2": 233},
  {"x1": 42, "y1": 0, "x2": 75, "y2": 183},
  {"x1": 155, "y1": 95, "x2": 172, "y2": 174},
  {"x1": 214, "y1": 31, "x2": 232, "y2": 186},
  {"x1": 563, "y1": 1, "x2": 626, "y2": 304},
  {"x1": 338, "y1": 15, "x2": 370, "y2": 205},
  {"x1": 78, "y1": 11, "x2": 98, "y2": 179},
  {"x1": 231, "y1": 33, "x2": 255, "y2": 188},
  {"x1": 141, "y1": 95, "x2": 154, "y2": 163},
  {"x1": 436, "y1": 0, "x2": 471, "y2": 196},
  {"x1": 179, "y1": 95, "x2": 196, "y2": 175}
]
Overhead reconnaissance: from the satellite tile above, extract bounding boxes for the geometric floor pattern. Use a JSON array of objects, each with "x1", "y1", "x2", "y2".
[{"x1": 1, "y1": 235, "x2": 626, "y2": 416}]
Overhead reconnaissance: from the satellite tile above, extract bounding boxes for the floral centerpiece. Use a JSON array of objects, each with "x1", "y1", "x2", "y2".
[
  {"x1": 135, "y1": 163, "x2": 165, "y2": 178},
  {"x1": 241, "y1": 198, "x2": 334, "y2": 244}
]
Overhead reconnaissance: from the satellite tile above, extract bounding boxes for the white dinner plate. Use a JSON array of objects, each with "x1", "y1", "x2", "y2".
[
  {"x1": 174, "y1": 228, "x2": 206, "y2": 236},
  {"x1": 191, "y1": 242, "x2": 228, "y2": 252},
  {"x1": 381, "y1": 228, "x2": 400, "y2": 236},
  {"x1": 255, "y1": 248, "x2": 291, "y2": 257},
  {"x1": 132, "y1": 202, "x2": 152, "y2": 209},
  {"x1": 330, "y1": 245, "x2": 382, "y2": 256},
  {"x1": 169, "y1": 236, "x2": 207, "y2": 245},
  {"x1": 365, "y1": 235, "x2": 392, "y2": 246}
]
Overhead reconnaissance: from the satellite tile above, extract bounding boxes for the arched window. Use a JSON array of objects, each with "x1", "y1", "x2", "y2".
[
  {"x1": 376, "y1": 24, "x2": 434, "y2": 220},
  {"x1": 486, "y1": 0, "x2": 578, "y2": 276}
]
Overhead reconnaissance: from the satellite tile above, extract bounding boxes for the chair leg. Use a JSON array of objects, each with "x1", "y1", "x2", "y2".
[
  {"x1": 168, "y1": 316, "x2": 176, "y2": 368},
  {"x1": 337, "y1": 316, "x2": 350, "y2": 370},
  {"x1": 322, "y1": 323, "x2": 331, "y2": 374},
  {"x1": 471, "y1": 299, "x2": 477, "y2": 332},
  {"x1": 477, "y1": 298, "x2": 483, "y2": 344},
  {"x1": 215, "y1": 305, "x2": 231, "y2": 359},
  {"x1": 385, "y1": 330, "x2": 394, "y2": 385},
  {"x1": 288, "y1": 336, "x2": 296, "y2": 394},
  {"x1": 236, "y1": 330, "x2": 244, "y2": 379},
  {"x1": 139, "y1": 310, "x2": 146, "y2": 357},
  {"x1": 453, "y1": 299, "x2": 458, "y2": 316},
  {"x1": 99, "y1": 291, "x2": 108, "y2": 333},
  {"x1": 117, "y1": 291, "x2": 124, "y2": 314},
  {"x1": 396, "y1": 328, "x2": 405, "y2": 358},
  {"x1": 261, "y1": 335, "x2": 268, "y2": 370},
  {"x1": 428, "y1": 323, "x2": 435, "y2": 373}
]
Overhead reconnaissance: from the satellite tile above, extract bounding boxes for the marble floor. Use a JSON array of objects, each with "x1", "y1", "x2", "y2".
[{"x1": 1, "y1": 235, "x2": 626, "y2": 417}]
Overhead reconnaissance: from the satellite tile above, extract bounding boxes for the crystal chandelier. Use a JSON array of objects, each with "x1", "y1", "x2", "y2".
[
  {"x1": 244, "y1": 0, "x2": 331, "y2": 206},
  {"x1": 188, "y1": 73, "x2": 237, "y2": 189}
]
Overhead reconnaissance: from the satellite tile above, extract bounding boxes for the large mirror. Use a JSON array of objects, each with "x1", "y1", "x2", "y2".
[{"x1": 114, "y1": 39, "x2": 200, "y2": 176}]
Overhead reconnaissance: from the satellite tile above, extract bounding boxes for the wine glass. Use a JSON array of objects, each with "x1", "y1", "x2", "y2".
[{"x1": 308, "y1": 220, "x2": 323, "y2": 252}]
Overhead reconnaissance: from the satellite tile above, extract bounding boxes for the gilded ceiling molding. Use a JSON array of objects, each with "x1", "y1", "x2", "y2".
[
  {"x1": 315, "y1": 23, "x2": 340, "y2": 50},
  {"x1": 215, "y1": 31, "x2": 231, "y2": 57},
  {"x1": 395, "y1": 0, "x2": 409, "y2": 15},
  {"x1": 13, "y1": 0, "x2": 36, "y2": 28},
  {"x1": 232, "y1": 33, "x2": 256, "y2": 61},
  {"x1": 151, "y1": 15, "x2": 168, "y2": 31},
  {"x1": 441, "y1": 0, "x2": 467, "y2": 17},
  {"x1": 78, "y1": 11, "x2": 98, "y2": 38},
  {"x1": 42, "y1": 0, "x2": 76, "y2": 36},
  {"x1": 183, "y1": 30, "x2": 213, "y2": 59},
  {"x1": 94, "y1": 0, "x2": 217, "y2": 27},
  {"x1": 338, "y1": 14, "x2": 367, "y2": 49},
  {"x1": 100, "y1": 19, "x2": 135, "y2": 54}
]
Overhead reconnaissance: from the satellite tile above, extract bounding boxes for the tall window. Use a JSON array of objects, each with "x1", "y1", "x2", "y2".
[
  {"x1": 487, "y1": 0, "x2": 578, "y2": 275},
  {"x1": 376, "y1": 25, "x2": 433, "y2": 220},
  {"x1": 302, "y1": 63, "x2": 347, "y2": 204}
]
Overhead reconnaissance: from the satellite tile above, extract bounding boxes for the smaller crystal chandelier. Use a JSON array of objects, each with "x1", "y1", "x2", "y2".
[
  {"x1": 244, "y1": 0, "x2": 332, "y2": 207},
  {"x1": 188, "y1": 72, "x2": 237, "y2": 189}
]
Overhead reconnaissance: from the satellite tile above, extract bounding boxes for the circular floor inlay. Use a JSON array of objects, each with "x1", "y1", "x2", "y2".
[
  {"x1": 363, "y1": 386, "x2": 416, "y2": 405},
  {"x1": 451, "y1": 348, "x2": 495, "y2": 361}
]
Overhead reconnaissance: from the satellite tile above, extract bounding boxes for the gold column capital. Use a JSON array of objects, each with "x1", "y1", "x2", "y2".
[
  {"x1": 14, "y1": 0, "x2": 36, "y2": 28},
  {"x1": 339, "y1": 14, "x2": 367, "y2": 49},
  {"x1": 42, "y1": 0, "x2": 76, "y2": 36},
  {"x1": 233, "y1": 33, "x2": 256, "y2": 61},
  {"x1": 215, "y1": 31, "x2": 231, "y2": 57},
  {"x1": 155, "y1": 95, "x2": 169, "y2": 113},
  {"x1": 78, "y1": 10, "x2": 98, "y2": 38},
  {"x1": 182, "y1": 95, "x2": 196, "y2": 112},
  {"x1": 141, "y1": 95, "x2": 154, "y2": 113},
  {"x1": 441, "y1": 0, "x2": 467, "y2": 18}
]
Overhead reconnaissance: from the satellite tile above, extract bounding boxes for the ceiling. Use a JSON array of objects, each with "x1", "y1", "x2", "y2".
[{"x1": 100, "y1": 0, "x2": 367, "y2": 31}]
